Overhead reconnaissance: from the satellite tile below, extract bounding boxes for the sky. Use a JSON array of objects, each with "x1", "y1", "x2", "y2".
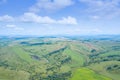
[{"x1": 0, "y1": 0, "x2": 120, "y2": 36}]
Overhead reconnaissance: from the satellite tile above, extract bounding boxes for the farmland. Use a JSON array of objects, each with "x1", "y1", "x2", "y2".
[{"x1": 0, "y1": 35, "x2": 120, "y2": 80}]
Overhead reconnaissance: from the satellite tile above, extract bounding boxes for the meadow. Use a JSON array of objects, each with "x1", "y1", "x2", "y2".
[{"x1": 0, "y1": 35, "x2": 120, "y2": 80}]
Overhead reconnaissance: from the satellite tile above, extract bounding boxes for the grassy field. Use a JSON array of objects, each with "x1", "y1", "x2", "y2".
[
  {"x1": 0, "y1": 67, "x2": 29, "y2": 80},
  {"x1": 88, "y1": 61, "x2": 120, "y2": 80},
  {"x1": 63, "y1": 48, "x2": 85, "y2": 67},
  {"x1": 70, "y1": 68, "x2": 112, "y2": 80},
  {"x1": 0, "y1": 35, "x2": 119, "y2": 80},
  {"x1": 11, "y1": 46, "x2": 33, "y2": 62}
]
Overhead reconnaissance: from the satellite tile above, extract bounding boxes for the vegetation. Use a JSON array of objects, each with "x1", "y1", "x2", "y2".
[
  {"x1": 70, "y1": 68, "x2": 112, "y2": 80},
  {"x1": 0, "y1": 35, "x2": 120, "y2": 80}
]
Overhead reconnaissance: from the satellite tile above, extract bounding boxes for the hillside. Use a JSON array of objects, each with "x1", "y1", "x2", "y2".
[{"x1": 0, "y1": 35, "x2": 120, "y2": 80}]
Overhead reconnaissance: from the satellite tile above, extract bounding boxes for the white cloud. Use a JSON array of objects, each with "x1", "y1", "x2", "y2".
[
  {"x1": 58, "y1": 16, "x2": 77, "y2": 24},
  {"x1": 79, "y1": 0, "x2": 120, "y2": 18},
  {"x1": 6, "y1": 24, "x2": 24, "y2": 31},
  {"x1": 29, "y1": 0, "x2": 74, "y2": 13},
  {"x1": 90, "y1": 15, "x2": 100, "y2": 20},
  {"x1": 0, "y1": 13, "x2": 77, "y2": 25},
  {"x1": 20, "y1": 12, "x2": 56, "y2": 24},
  {"x1": 14, "y1": 27, "x2": 24, "y2": 31},
  {"x1": 0, "y1": 12, "x2": 77, "y2": 25},
  {"x1": 20, "y1": 12, "x2": 77, "y2": 24},
  {"x1": 0, "y1": 15, "x2": 14, "y2": 22},
  {"x1": 6, "y1": 24, "x2": 16, "y2": 28}
]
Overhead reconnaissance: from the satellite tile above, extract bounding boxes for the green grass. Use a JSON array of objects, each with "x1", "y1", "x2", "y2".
[
  {"x1": 0, "y1": 37, "x2": 120, "y2": 80},
  {"x1": 63, "y1": 48, "x2": 85, "y2": 67},
  {"x1": 11, "y1": 46, "x2": 33, "y2": 62},
  {"x1": 88, "y1": 61, "x2": 120, "y2": 80},
  {"x1": 99, "y1": 50, "x2": 120, "y2": 57},
  {"x1": 21, "y1": 41, "x2": 67, "y2": 56},
  {"x1": 70, "y1": 68, "x2": 112, "y2": 80},
  {"x1": 0, "y1": 67, "x2": 29, "y2": 80}
]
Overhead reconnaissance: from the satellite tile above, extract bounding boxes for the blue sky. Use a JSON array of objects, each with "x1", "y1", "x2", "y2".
[{"x1": 0, "y1": 0, "x2": 120, "y2": 36}]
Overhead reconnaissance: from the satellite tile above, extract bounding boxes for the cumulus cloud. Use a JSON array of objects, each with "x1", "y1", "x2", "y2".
[
  {"x1": 79, "y1": 0, "x2": 120, "y2": 18},
  {"x1": 20, "y1": 12, "x2": 77, "y2": 24},
  {"x1": 0, "y1": 13, "x2": 77, "y2": 25},
  {"x1": 29, "y1": 0, "x2": 74, "y2": 13},
  {"x1": 20, "y1": 12, "x2": 56, "y2": 24},
  {"x1": 0, "y1": 15, "x2": 14, "y2": 22},
  {"x1": 58, "y1": 16, "x2": 77, "y2": 24}
]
